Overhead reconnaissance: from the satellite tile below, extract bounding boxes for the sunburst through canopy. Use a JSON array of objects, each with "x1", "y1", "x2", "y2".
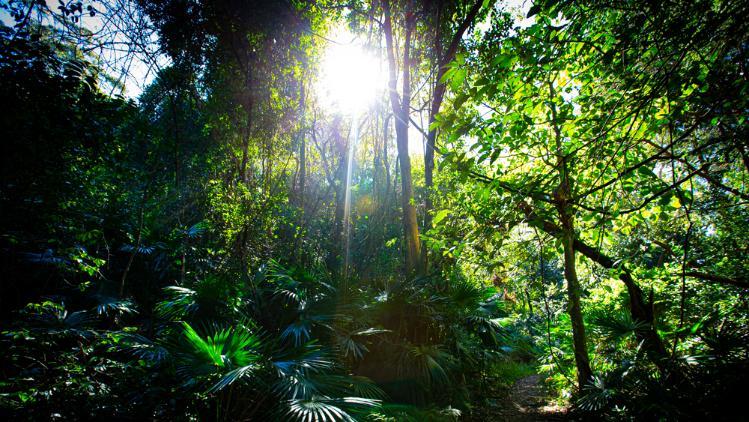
[{"x1": 317, "y1": 28, "x2": 384, "y2": 114}]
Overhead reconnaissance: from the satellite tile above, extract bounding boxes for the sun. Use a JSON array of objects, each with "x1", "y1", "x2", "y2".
[{"x1": 317, "y1": 29, "x2": 383, "y2": 114}]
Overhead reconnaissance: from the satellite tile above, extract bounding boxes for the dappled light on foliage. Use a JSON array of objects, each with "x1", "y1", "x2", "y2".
[{"x1": 1, "y1": 0, "x2": 748, "y2": 420}]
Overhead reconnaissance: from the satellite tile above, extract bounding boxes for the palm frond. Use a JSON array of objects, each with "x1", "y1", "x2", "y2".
[
  {"x1": 590, "y1": 310, "x2": 648, "y2": 342},
  {"x1": 440, "y1": 406, "x2": 462, "y2": 420},
  {"x1": 578, "y1": 375, "x2": 615, "y2": 411},
  {"x1": 272, "y1": 343, "x2": 334, "y2": 377},
  {"x1": 207, "y1": 364, "x2": 258, "y2": 393},
  {"x1": 316, "y1": 375, "x2": 386, "y2": 399},
  {"x1": 185, "y1": 221, "x2": 207, "y2": 238},
  {"x1": 274, "y1": 372, "x2": 322, "y2": 399},
  {"x1": 397, "y1": 344, "x2": 454, "y2": 386},
  {"x1": 449, "y1": 279, "x2": 484, "y2": 310},
  {"x1": 282, "y1": 319, "x2": 313, "y2": 347},
  {"x1": 22, "y1": 301, "x2": 94, "y2": 337},
  {"x1": 272, "y1": 344, "x2": 336, "y2": 399},
  {"x1": 176, "y1": 322, "x2": 262, "y2": 383},
  {"x1": 120, "y1": 243, "x2": 159, "y2": 255},
  {"x1": 116, "y1": 332, "x2": 171, "y2": 364},
  {"x1": 94, "y1": 296, "x2": 137, "y2": 316},
  {"x1": 337, "y1": 335, "x2": 369, "y2": 360},
  {"x1": 286, "y1": 396, "x2": 380, "y2": 422},
  {"x1": 63, "y1": 310, "x2": 94, "y2": 328},
  {"x1": 336, "y1": 328, "x2": 389, "y2": 360},
  {"x1": 155, "y1": 286, "x2": 198, "y2": 320},
  {"x1": 286, "y1": 397, "x2": 355, "y2": 422},
  {"x1": 467, "y1": 315, "x2": 503, "y2": 345}
]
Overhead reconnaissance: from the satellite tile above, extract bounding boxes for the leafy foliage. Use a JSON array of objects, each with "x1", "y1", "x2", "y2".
[{"x1": 1, "y1": 0, "x2": 748, "y2": 420}]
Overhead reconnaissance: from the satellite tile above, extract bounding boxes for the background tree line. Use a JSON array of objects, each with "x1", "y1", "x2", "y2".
[{"x1": 1, "y1": 0, "x2": 748, "y2": 420}]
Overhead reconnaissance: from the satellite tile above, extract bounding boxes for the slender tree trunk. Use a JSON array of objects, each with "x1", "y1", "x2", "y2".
[
  {"x1": 424, "y1": 0, "x2": 483, "y2": 230},
  {"x1": 169, "y1": 92, "x2": 186, "y2": 285},
  {"x1": 296, "y1": 80, "x2": 306, "y2": 262},
  {"x1": 298, "y1": 82, "x2": 306, "y2": 208},
  {"x1": 169, "y1": 93, "x2": 181, "y2": 191},
  {"x1": 240, "y1": 98, "x2": 253, "y2": 184},
  {"x1": 738, "y1": 141, "x2": 749, "y2": 174},
  {"x1": 383, "y1": 114, "x2": 392, "y2": 205},
  {"x1": 519, "y1": 201, "x2": 672, "y2": 364},
  {"x1": 519, "y1": 193, "x2": 688, "y2": 385},
  {"x1": 558, "y1": 199, "x2": 592, "y2": 388},
  {"x1": 550, "y1": 80, "x2": 592, "y2": 389},
  {"x1": 120, "y1": 182, "x2": 150, "y2": 297},
  {"x1": 327, "y1": 119, "x2": 347, "y2": 273},
  {"x1": 525, "y1": 288, "x2": 533, "y2": 316},
  {"x1": 383, "y1": 0, "x2": 422, "y2": 274}
]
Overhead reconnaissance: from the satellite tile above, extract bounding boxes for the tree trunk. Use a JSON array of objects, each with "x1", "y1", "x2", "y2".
[
  {"x1": 120, "y1": 181, "x2": 150, "y2": 297},
  {"x1": 550, "y1": 80, "x2": 592, "y2": 389},
  {"x1": 424, "y1": 0, "x2": 483, "y2": 231},
  {"x1": 518, "y1": 201, "x2": 679, "y2": 380},
  {"x1": 298, "y1": 81, "x2": 306, "y2": 211},
  {"x1": 296, "y1": 79, "x2": 306, "y2": 262},
  {"x1": 327, "y1": 118, "x2": 347, "y2": 273},
  {"x1": 558, "y1": 200, "x2": 593, "y2": 388},
  {"x1": 383, "y1": 0, "x2": 422, "y2": 274}
]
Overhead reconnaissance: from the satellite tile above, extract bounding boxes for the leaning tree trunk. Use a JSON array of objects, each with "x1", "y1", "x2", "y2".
[
  {"x1": 424, "y1": 0, "x2": 483, "y2": 229},
  {"x1": 423, "y1": 0, "x2": 483, "y2": 272}
]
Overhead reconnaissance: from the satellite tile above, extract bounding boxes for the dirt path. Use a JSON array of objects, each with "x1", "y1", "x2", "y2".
[
  {"x1": 506, "y1": 374, "x2": 567, "y2": 421},
  {"x1": 478, "y1": 374, "x2": 568, "y2": 421}
]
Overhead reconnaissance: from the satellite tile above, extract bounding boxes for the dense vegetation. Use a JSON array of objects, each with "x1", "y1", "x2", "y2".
[{"x1": 1, "y1": 0, "x2": 748, "y2": 420}]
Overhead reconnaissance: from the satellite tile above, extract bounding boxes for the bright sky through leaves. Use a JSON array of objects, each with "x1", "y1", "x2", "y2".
[{"x1": 317, "y1": 28, "x2": 384, "y2": 114}]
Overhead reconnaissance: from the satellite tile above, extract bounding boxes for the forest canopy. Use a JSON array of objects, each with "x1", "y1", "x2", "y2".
[{"x1": 1, "y1": 0, "x2": 748, "y2": 420}]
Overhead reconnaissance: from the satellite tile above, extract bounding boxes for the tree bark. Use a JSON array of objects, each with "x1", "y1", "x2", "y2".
[
  {"x1": 326, "y1": 118, "x2": 347, "y2": 273},
  {"x1": 298, "y1": 81, "x2": 306, "y2": 211},
  {"x1": 683, "y1": 271, "x2": 749, "y2": 289},
  {"x1": 383, "y1": 0, "x2": 422, "y2": 274},
  {"x1": 296, "y1": 79, "x2": 306, "y2": 262},
  {"x1": 549, "y1": 80, "x2": 592, "y2": 389},
  {"x1": 518, "y1": 202, "x2": 674, "y2": 371},
  {"x1": 558, "y1": 200, "x2": 593, "y2": 388},
  {"x1": 424, "y1": 0, "x2": 483, "y2": 230}
]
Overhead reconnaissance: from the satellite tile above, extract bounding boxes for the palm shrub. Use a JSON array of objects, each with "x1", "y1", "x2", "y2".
[
  {"x1": 0, "y1": 300, "x2": 155, "y2": 420},
  {"x1": 121, "y1": 260, "x2": 384, "y2": 421},
  {"x1": 354, "y1": 273, "x2": 509, "y2": 409},
  {"x1": 174, "y1": 322, "x2": 262, "y2": 392},
  {"x1": 2, "y1": 258, "x2": 514, "y2": 421},
  {"x1": 577, "y1": 306, "x2": 749, "y2": 420}
]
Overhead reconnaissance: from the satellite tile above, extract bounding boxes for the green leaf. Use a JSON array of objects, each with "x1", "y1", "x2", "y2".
[
  {"x1": 432, "y1": 209, "x2": 450, "y2": 225},
  {"x1": 493, "y1": 54, "x2": 514, "y2": 69},
  {"x1": 453, "y1": 93, "x2": 469, "y2": 110},
  {"x1": 450, "y1": 68, "x2": 466, "y2": 91}
]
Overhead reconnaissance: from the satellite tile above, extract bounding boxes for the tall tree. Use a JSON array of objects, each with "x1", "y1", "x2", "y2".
[
  {"x1": 423, "y1": 0, "x2": 484, "y2": 232},
  {"x1": 382, "y1": 0, "x2": 422, "y2": 274},
  {"x1": 436, "y1": 0, "x2": 749, "y2": 389}
]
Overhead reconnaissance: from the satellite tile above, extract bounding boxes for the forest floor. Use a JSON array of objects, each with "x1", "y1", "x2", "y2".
[{"x1": 472, "y1": 374, "x2": 569, "y2": 421}]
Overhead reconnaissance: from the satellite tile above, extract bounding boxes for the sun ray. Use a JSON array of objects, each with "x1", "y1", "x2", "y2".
[{"x1": 317, "y1": 28, "x2": 384, "y2": 114}]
